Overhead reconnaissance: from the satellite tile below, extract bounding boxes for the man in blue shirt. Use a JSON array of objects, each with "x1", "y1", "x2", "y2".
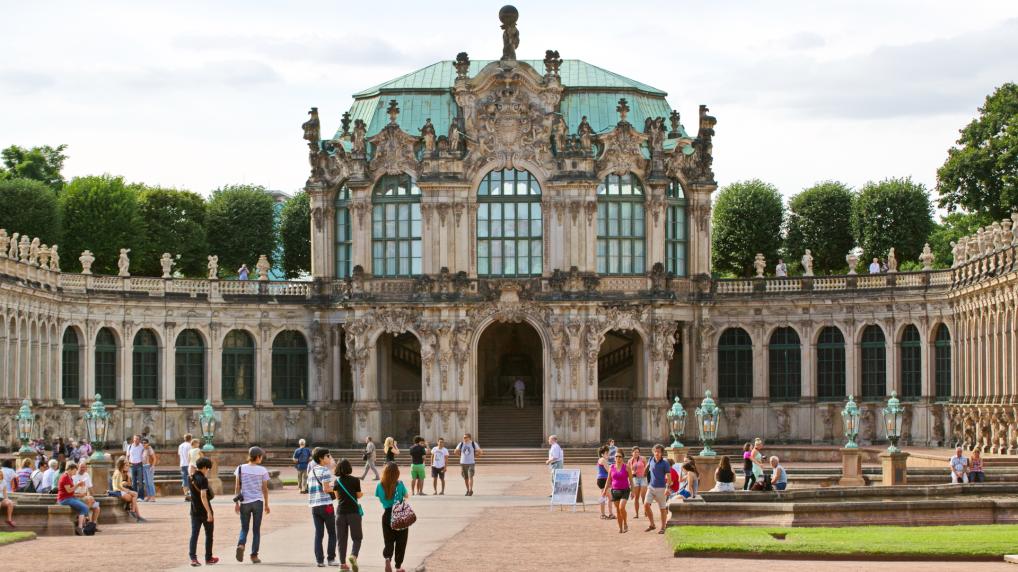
[
  {"x1": 643, "y1": 444, "x2": 672, "y2": 534},
  {"x1": 292, "y1": 439, "x2": 313, "y2": 494}
]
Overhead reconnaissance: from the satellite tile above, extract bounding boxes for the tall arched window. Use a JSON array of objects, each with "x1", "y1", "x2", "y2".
[
  {"x1": 718, "y1": 328, "x2": 753, "y2": 400},
  {"x1": 372, "y1": 174, "x2": 421, "y2": 276},
  {"x1": 596, "y1": 173, "x2": 645, "y2": 275},
  {"x1": 272, "y1": 331, "x2": 308, "y2": 405},
  {"x1": 817, "y1": 326, "x2": 846, "y2": 400},
  {"x1": 900, "y1": 325, "x2": 921, "y2": 400},
  {"x1": 222, "y1": 330, "x2": 255, "y2": 405},
  {"x1": 477, "y1": 169, "x2": 542, "y2": 276},
  {"x1": 768, "y1": 327, "x2": 801, "y2": 401},
  {"x1": 335, "y1": 184, "x2": 353, "y2": 278},
  {"x1": 133, "y1": 329, "x2": 159, "y2": 404},
  {"x1": 934, "y1": 324, "x2": 951, "y2": 400},
  {"x1": 62, "y1": 328, "x2": 81, "y2": 404},
  {"x1": 95, "y1": 328, "x2": 117, "y2": 400},
  {"x1": 665, "y1": 179, "x2": 688, "y2": 276},
  {"x1": 175, "y1": 330, "x2": 205, "y2": 404},
  {"x1": 860, "y1": 325, "x2": 886, "y2": 400}
]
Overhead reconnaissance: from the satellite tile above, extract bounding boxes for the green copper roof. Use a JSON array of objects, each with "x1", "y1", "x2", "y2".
[{"x1": 338, "y1": 59, "x2": 679, "y2": 140}]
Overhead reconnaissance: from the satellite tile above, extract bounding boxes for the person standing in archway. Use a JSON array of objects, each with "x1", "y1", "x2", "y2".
[{"x1": 513, "y1": 377, "x2": 526, "y2": 409}]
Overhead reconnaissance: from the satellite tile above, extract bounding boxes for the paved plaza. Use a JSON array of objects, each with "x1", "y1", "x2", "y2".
[{"x1": 2, "y1": 464, "x2": 1014, "y2": 571}]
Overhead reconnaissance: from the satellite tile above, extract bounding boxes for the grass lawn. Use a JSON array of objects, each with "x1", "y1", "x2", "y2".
[
  {"x1": 281, "y1": 477, "x2": 298, "y2": 486},
  {"x1": 0, "y1": 531, "x2": 37, "y2": 546},
  {"x1": 669, "y1": 525, "x2": 1018, "y2": 558}
]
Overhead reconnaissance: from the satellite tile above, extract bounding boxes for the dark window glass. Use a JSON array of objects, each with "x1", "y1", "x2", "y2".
[
  {"x1": 371, "y1": 175, "x2": 421, "y2": 277},
  {"x1": 860, "y1": 325, "x2": 886, "y2": 400},
  {"x1": 934, "y1": 325, "x2": 951, "y2": 400},
  {"x1": 222, "y1": 330, "x2": 255, "y2": 404},
  {"x1": 132, "y1": 329, "x2": 159, "y2": 403},
  {"x1": 175, "y1": 329, "x2": 205, "y2": 404},
  {"x1": 94, "y1": 328, "x2": 117, "y2": 401},
  {"x1": 665, "y1": 179, "x2": 687, "y2": 276},
  {"x1": 768, "y1": 327, "x2": 801, "y2": 401},
  {"x1": 596, "y1": 173, "x2": 645, "y2": 275},
  {"x1": 900, "y1": 325, "x2": 922, "y2": 400},
  {"x1": 816, "y1": 327, "x2": 846, "y2": 400},
  {"x1": 335, "y1": 184, "x2": 353, "y2": 278},
  {"x1": 477, "y1": 169, "x2": 542, "y2": 276},
  {"x1": 272, "y1": 331, "x2": 308, "y2": 404},
  {"x1": 62, "y1": 328, "x2": 80, "y2": 404},
  {"x1": 718, "y1": 328, "x2": 753, "y2": 401}
]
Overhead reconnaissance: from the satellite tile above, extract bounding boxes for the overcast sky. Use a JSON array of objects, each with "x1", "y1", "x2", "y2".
[{"x1": 2, "y1": 1, "x2": 1016, "y2": 211}]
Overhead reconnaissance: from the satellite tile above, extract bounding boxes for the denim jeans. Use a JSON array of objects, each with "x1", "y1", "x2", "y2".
[
  {"x1": 189, "y1": 513, "x2": 215, "y2": 561},
  {"x1": 130, "y1": 463, "x2": 146, "y2": 500},
  {"x1": 181, "y1": 466, "x2": 190, "y2": 489},
  {"x1": 311, "y1": 504, "x2": 337, "y2": 563},
  {"x1": 336, "y1": 512, "x2": 363, "y2": 564},
  {"x1": 144, "y1": 465, "x2": 156, "y2": 498},
  {"x1": 238, "y1": 500, "x2": 264, "y2": 556}
]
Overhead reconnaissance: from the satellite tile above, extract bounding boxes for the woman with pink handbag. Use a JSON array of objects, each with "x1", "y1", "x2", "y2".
[{"x1": 375, "y1": 462, "x2": 414, "y2": 572}]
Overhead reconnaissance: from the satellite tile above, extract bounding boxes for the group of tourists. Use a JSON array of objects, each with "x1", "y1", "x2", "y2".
[
  {"x1": 949, "y1": 446, "x2": 986, "y2": 483},
  {"x1": 352, "y1": 433, "x2": 482, "y2": 497}
]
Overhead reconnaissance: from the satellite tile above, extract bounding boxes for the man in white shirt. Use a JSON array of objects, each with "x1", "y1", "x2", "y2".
[
  {"x1": 127, "y1": 435, "x2": 147, "y2": 500},
  {"x1": 430, "y1": 438, "x2": 450, "y2": 495},
  {"x1": 513, "y1": 377, "x2": 526, "y2": 409},
  {"x1": 949, "y1": 447, "x2": 969, "y2": 483},
  {"x1": 455, "y1": 433, "x2": 482, "y2": 496},
  {"x1": 545, "y1": 434, "x2": 564, "y2": 496},
  {"x1": 178, "y1": 433, "x2": 194, "y2": 498},
  {"x1": 869, "y1": 258, "x2": 882, "y2": 274},
  {"x1": 38, "y1": 459, "x2": 58, "y2": 493}
]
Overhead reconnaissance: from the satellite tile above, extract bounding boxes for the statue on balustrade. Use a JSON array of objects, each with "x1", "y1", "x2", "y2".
[
  {"x1": 800, "y1": 249, "x2": 814, "y2": 276},
  {"x1": 919, "y1": 243, "x2": 935, "y2": 271},
  {"x1": 0, "y1": 229, "x2": 8, "y2": 257},
  {"x1": 29, "y1": 237, "x2": 40, "y2": 266},
  {"x1": 846, "y1": 251, "x2": 859, "y2": 275},
  {"x1": 207, "y1": 255, "x2": 219, "y2": 280},
  {"x1": 753, "y1": 253, "x2": 766, "y2": 278},
  {"x1": 49, "y1": 245, "x2": 60, "y2": 271},
  {"x1": 256, "y1": 255, "x2": 271, "y2": 281},
  {"x1": 886, "y1": 248, "x2": 898, "y2": 273},
  {"x1": 160, "y1": 253, "x2": 175, "y2": 278},
  {"x1": 8, "y1": 233, "x2": 19, "y2": 259},
  {"x1": 117, "y1": 248, "x2": 131, "y2": 277},
  {"x1": 79, "y1": 250, "x2": 95, "y2": 275},
  {"x1": 18, "y1": 235, "x2": 30, "y2": 262}
]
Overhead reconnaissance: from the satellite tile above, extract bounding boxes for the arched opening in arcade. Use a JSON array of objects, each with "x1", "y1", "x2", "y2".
[
  {"x1": 476, "y1": 321, "x2": 544, "y2": 446},
  {"x1": 376, "y1": 331, "x2": 422, "y2": 444},
  {"x1": 598, "y1": 329, "x2": 645, "y2": 442}
]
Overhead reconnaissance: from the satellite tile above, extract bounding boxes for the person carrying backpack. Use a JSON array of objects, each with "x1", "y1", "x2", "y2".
[
  {"x1": 643, "y1": 444, "x2": 672, "y2": 535},
  {"x1": 454, "y1": 433, "x2": 482, "y2": 496}
]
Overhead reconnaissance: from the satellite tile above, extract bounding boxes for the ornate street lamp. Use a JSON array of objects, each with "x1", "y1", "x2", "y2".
[
  {"x1": 841, "y1": 395, "x2": 861, "y2": 449},
  {"x1": 16, "y1": 399, "x2": 36, "y2": 454},
  {"x1": 199, "y1": 399, "x2": 218, "y2": 451},
  {"x1": 695, "y1": 390, "x2": 722, "y2": 457},
  {"x1": 667, "y1": 396, "x2": 687, "y2": 448},
  {"x1": 882, "y1": 391, "x2": 905, "y2": 453},
  {"x1": 83, "y1": 394, "x2": 110, "y2": 460}
]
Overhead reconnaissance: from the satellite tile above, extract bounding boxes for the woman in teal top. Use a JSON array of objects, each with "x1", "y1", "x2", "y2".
[{"x1": 375, "y1": 462, "x2": 409, "y2": 571}]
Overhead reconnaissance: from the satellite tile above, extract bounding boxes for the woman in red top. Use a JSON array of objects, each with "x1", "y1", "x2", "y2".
[{"x1": 57, "y1": 462, "x2": 90, "y2": 535}]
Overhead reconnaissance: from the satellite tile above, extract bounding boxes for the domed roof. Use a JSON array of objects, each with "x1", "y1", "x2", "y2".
[{"x1": 339, "y1": 59, "x2": 685, "y2": 141}]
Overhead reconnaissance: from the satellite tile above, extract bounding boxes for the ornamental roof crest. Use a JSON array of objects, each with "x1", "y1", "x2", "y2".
[{"x1": 367, "y1": 100, "x2": 420, "y2": 177}]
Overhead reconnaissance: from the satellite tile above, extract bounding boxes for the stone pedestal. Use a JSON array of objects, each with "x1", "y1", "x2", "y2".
[
  {"x1": 879, "y1": 451, "x2": 909, "y2": 486},
  {"x1": 204, "y1": 450, "x2": 225, "y2": 495},
  {"x1": 839, "y1": 448, "x2": 865, "y2": 487},
  {"x1": 667, "y1": 446, "x2": 688, "y2": 464},
  {"x1": 89, "y1": 456, "x2": 113, "y2": 495},
  {"x1": 693, "y1": 454, "x2": 722, "y2": 494},
  {"x1": 16, "y1": 449, "x2": 36, "y2": 469}
]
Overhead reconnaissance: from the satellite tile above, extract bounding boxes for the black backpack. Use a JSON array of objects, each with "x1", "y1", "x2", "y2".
[{"x1": 83, "y1": 521, "x2": 97, "y2": 536}]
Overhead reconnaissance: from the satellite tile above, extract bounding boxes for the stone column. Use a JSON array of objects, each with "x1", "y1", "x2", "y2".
[
  {"x1": 161, "y1": 326, "x2": 175, "y2": 406},
  {"x1": 686, "y1": 185, "x2": 716, "y2": 276},
  {"x1": 82, "y1": 321, "x2": 95, "y2": 400},
  {"x1": 839, "y1": 448, "x2": 865, "y2": 486},
  {"x1": 886, "y1": 322, "x2": 900, "y2": 398},
  {"x1": 121, "y1": 327, "x2": 133, "y2": 405},
  {"x1": 693, "y1": 454, "x2": 722, "y2": 493},
  {"x1": 255, "y1": 329, "x2": 272, "y2": 406},
  {"x1": 681, "y1": 323, "x2": 693, "y2": 401},
  {"x1": 751, "y1": 324, "x2": 767, "y2": 403},
  {"x1": 845, "y1": 323, "x2": 859, "y2": 398},
  {"x1": 307, "y1": 182, "x2": 332, "y2": 279},
  {"x1": 801, "y1": 324, "x2": 816, "y2": 402},
  {"x1": 880, "y1": 451, "x2": 909, "y2": 486},
  {"x1": 0, "y1": 315, "x2": 8, "y2": 403},
  {"x1": 209, "y1": 326, "x2": 222, "y2": 405}
]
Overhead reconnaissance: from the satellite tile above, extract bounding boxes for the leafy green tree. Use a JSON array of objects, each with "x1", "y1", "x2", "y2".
[
  {"x1": 59, "y1": 175, "x2": 144, "y2": 275},
  {"x1": 936, "y1": 83, "x2": 1018, "y2": 219},
  {"x1": 0, "y1": 178, "x2": 60, "y2": 243},
  {"x1": 135, "y1": 186, "x2": 208, "y2": 277},
  {"x1": 0, "y1": 144, "x2": 68, "y2": 190},
  {"x1": 928, "y1": 211, "x2": 992, "y2": 269},
  {"x1": 278, "y1": 191, "x2": 310, "y2": 278},
  {"x1": 711, "y1": 179, "x2": 785, "y2": 277},
  {"x1": 852, "y1": 177, "x2": 934, "y2": 265},
  {"x1": 206, "y1": 184, "x2": 276, "y2": 277},
  {"x1": 784, "y1": 181, "x2": 856, "y2": 274}
]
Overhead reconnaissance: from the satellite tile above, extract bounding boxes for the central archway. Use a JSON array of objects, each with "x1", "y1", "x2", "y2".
[
  {"x1": 376, "y1": 331, "x2": 422, "y2": 443},
  {"x1": 476, "y1": 321, "x2": 544, "y2": 446}
]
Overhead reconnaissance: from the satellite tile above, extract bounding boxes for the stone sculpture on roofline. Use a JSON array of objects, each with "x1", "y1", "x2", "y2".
[
  {"x1": 499, "y1": 5, "x2": 520, "y2": 61},
  {"x1": 846, "y1": 251, "x2": 859, "y2": 275},
  {"x1": 0, "y1": 229, "x2": 8, "y2": 257},
  {"x1": 79, "y1": 250, "x2": 95, "y2": 275},
  {"x1": 919, "y1": 243, "x2": 935, "y2": 271},
  {"x1": 801, "y1": 249, "x2": 814, "y2": 276},
  {"x1": 753, "y1": 253, "x2": 766, "y2": 278},
  {"x1": 160, "y1": 253, "x2": 175, "y2": 278},
  {"x1": 256, "y1": 255, "x2": 271, "y2": 281},
  {"x1": 887, "y1": 247, "x2": 898, "y2": 273},
  {"x1": 8, "y1": 232, "x2": 19, "y2": 259},
  {"x1": 207, "y1": 255, "x2": 219, "y2": 280},
  {"x1": 49, "y1": 245, "x2": 60, "y2": 271},
  {"x1": 117, "y1": 248, "x2": 131, "y2": 277}
]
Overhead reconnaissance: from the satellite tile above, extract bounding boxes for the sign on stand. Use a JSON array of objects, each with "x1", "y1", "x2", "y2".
[{"x1": 550, "y1": 468, "x2": 584, "y2": 511}]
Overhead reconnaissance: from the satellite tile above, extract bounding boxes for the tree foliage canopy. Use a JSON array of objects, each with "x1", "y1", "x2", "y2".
[
  {"x1": 279, "y1": 191, "x2": 310, "y2": 279},
  {"x1": 852, "y1": 177, "x2": 934, "y2": 264},
  {"x1": 59, "y1": 175, "x2": 144, "y2": 275},
  {"x1": 0, "y1": 144, "x2": 68, "y2": 190},
  {"x1": 0, "y1": 178, "x2": 61, "y2": 244},
  {"x1": 784, "y1": 181, "x2": 855, "y2": 274},
  {"x1": 206, "y1": 184, "x2": 276, "y2": 277},
  {"x1": 711, "y1": 179, "x2": 785, "y2": 277},
  {"x1": 936, "y1": 83, "x2": 1018, "y2": 219},
  {"x1": 928, "y1": 211, "x2": 992, "y2": 269},
  {"x1": 135, "y1": 186, "x2": 208, "y2": 277}
]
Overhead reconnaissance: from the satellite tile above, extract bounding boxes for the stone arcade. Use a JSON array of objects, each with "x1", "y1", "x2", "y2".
[{"x1": 0, "y1": 8, "x2": 1016, "y2": 450}]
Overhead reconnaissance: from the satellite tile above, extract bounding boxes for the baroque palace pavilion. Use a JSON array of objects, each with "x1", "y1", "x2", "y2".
[{"x1": 0, "y1": 7, "x2": 1016, "y2": 451}]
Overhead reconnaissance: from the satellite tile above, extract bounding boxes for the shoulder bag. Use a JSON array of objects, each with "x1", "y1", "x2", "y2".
[
  {"x1": 232, "y1": 465, "x2": 244, "y2": 503},
  {"x1": 313, "y1": 468, "x2": 338, "y2": 501},
  {"x1": 336, "y1": 478, "x2": 364, "y2": 516},
  {"x1": 389, "y1": 484, "x2": 416, "y2": 530}
]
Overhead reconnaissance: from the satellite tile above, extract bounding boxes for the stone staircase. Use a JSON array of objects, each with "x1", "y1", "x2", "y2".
[{"x1": 478, "y1": 403, "x2": 544, "y2": 447}]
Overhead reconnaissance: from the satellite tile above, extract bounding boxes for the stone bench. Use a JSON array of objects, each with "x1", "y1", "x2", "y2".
[{"x1": 8, "y1": 493, "x2": 132, "y2": 536}]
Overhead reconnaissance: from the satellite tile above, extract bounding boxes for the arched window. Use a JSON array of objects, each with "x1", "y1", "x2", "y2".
[
  {"x1": 596, "y1": 173, "x2": 645, "y2": 275},
  {"x1": 860, "y1": 325, "x2": 886, "y2": 400},
  {"x1": 62, "y1": 328, "x2": 81, "y2": 404},
  {"x1": 175, "y1": 330, "x2": 205, "y2": 404},
  {"x1": 335, "y1": 184, "x2": 353, "y2": 278},
  {"x1": 272, "y1": 331, "x2": 308, "y2": 405},
  {"x1": 900, "y1": 325, "x2": 922, "y2": 400},
  {"x1": 718, "y1": 328, "x2": 752, "y2": 400},
  {"x1": 768, "y1": 327, "x2": 801, "y2": 401},
  {"x1": 817, "y1": 326, "x2": 846, "y2": 400},
  {"x1": 477, "y1": 169, "x2": 542, "y2": 276},
  {"x1": 665, "y1": 179, "x2": 688, "y2": 276},
  {"x1": 222, "y1": 330, "x2": 255, "y2": 405},
  {"x1": 95, "y1": 328, "x2": 117, "y2": 400},
  {"x1": 934, "y1": 324, "x2": 951, "y2": 400},
  {"x1": 132, "y1": 329, "x2": 159, "y2": 404},
  {"x1": 372, "y1": 174, "x2": 421, "y2": 276}
]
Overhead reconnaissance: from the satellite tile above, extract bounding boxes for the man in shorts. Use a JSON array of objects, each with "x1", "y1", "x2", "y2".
[
  {"x1": 644, "y1": 444, "x2": 672, "y2": 534},
  {"x1": 430, "y1": 438, "x2": 449, "y2": 495},
  {"x1": 454, "y1": 433, "x2": 482, "y2": 496},
  {"x1": 408, "y1": 436, "x2": 428, "y2": 496}
]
